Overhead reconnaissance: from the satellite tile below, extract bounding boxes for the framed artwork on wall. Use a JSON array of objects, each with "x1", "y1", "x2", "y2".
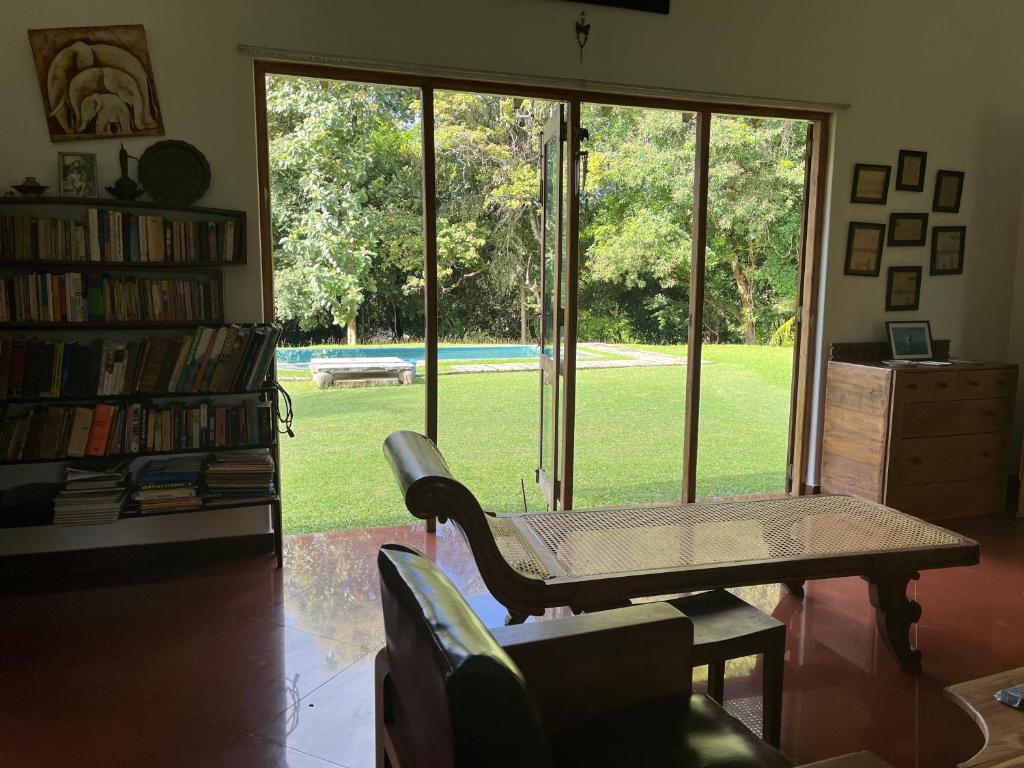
[
  {"x1": 895, "y1": 150, "x2": 927, "y2": 192},
  {"x1": 886, "y1": 266, "x2": 922, "y2": 311},
  {"x1": 887, "y1": 212, "x2": 929, "y2": 246},
  {"x1": 57, "y1": 151, "x2": 98, "y2": 198},
  {"x1": 933, "y1": 170, "x2": 965, "y2": 213},
  {"x1": 844, "y1": 221, "x2": 885, "y2": 276},
  {"x1": 851, "y1": 163, "x2": 891, "y2": 204},
  {"x1": 28, "y1": 25, "x2": 164, "y2": 142},
  {"x1": 931, "y1": 226, "x2": 966, "y2": 275},
  {"x1": 886, "y1": 320, "x2": 933, "y2": 360}
]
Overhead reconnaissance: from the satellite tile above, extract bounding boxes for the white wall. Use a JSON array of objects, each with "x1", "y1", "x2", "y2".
[{"x1": 3, "y1": 0, "x2": 1024, "y2": 490}]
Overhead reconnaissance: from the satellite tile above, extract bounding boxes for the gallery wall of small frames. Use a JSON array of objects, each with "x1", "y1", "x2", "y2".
[{"x1": 845, "y1": 149, "x2": 966, "y2": 312}]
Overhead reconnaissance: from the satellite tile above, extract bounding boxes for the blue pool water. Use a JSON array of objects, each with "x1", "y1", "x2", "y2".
[{"x1": 277, "y1": 344, "x2": 539, "y2": 369}]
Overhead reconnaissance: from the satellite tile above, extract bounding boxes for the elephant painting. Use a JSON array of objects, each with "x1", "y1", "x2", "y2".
[{"x1": 29, "y1": 25, "x2": 164, "y2": 141}]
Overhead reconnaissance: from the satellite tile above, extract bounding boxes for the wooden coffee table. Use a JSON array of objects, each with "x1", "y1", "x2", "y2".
[
  {"x1": 385, "y1": 430, "x2": 981, "y2": 674},
  {"x1": 946, "y1": 668, "x2": 1024, "y2": 767}
]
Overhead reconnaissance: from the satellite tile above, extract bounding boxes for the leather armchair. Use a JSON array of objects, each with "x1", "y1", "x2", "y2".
[{"x1": 374, "y1": 543, "x2": 790, "y2": 767}]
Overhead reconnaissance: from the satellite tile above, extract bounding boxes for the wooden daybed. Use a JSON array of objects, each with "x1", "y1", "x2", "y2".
[{"x1": 383, "y1": 430, "x2": 979, "y2": 673}]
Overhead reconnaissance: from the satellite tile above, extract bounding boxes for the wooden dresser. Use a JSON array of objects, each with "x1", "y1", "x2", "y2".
[{"x1": 821, "y1": 360, "x2": 1018, "y2": 520}]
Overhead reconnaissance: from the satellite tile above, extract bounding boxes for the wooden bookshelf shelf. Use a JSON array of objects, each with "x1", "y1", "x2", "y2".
[
  {"x1": 0, "y1": 320, "x2": 223, "y2": 331},
  {"x1": 120, "y1": 496, "x2": 280, "y2": 520},
  {"x1": 0, "y1": 260, "x2": 241, "y2": 270},
  {"x1": 0, "y1": 196, "x2": 246, "y2": 219},
  {"x1": 5, "y1": 388, "x2": 270, "y2": 406},
  {"x1": 1, "y1": 442, "x2": 274, "y2": 467}
]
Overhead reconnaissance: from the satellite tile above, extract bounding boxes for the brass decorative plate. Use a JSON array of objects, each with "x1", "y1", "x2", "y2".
[{"x1": 138, "y1": 140, "x2": 210, "y2": 205}]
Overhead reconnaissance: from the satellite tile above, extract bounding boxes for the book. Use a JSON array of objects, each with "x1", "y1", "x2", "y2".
[
  {"x1": 66, "y1": 406, "x2": 94, "y2": 458},
  {"x1": 84, "y1": 404, "x2": 116, "y2": 456}
]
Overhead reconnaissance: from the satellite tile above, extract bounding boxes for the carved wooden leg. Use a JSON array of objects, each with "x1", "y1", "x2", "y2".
[
  {"x1": 783, "y1": 580, "x2": 805, "y2": 598},
  {"x1": 867, "y1": 572, "x2": 922, "y2": 674},
  {"x1": 505, "y1": 610, "x2": 528, "y2": 626}
]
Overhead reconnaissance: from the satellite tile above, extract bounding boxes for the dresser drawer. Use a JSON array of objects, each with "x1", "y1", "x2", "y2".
[
  {"x1": 890, "y1": 432, "x2": 1007, "y2": 486},
  {"x1": 958, "y1": 368, "x2": 1017, "y2": 399},
  {"x1": 894, "y1": 371, "x2": 959, "y2": 402},
  {"x1": 885, "y1": 477, "x2": 1006, "y2": 520},
  {"x1": 900, "y1": 397, "x2": 1012, "y2": 437}
]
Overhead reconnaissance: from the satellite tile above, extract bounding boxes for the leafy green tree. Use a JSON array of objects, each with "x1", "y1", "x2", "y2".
[{"x1": 267, "y1": 76, "x2": 382, "y2": 342}]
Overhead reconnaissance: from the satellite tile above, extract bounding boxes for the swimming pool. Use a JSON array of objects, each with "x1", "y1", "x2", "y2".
[{"x1": 277, "y1": 344, "x2": 539, "y2": 369}]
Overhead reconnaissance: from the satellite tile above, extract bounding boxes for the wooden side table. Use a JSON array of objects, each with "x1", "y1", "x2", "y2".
[
  {"x1": 945, "y1": 667, "x2": 1024, "y2": 767},
  {"x1": 663, "y1": 589, "x2": 786, "y2": 747}
]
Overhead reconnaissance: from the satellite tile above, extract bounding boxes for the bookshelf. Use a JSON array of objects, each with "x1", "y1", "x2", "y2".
[{"x1": 0, "y1": 196, "x2": 282, "y2": 568}]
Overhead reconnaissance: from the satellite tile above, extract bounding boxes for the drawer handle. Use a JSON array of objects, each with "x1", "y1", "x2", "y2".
[
  {"x1": 937, "y1": 382, "x2": 949, "y2": 389},
  {"x1": 985, "y1": 410, "x2": 998, "y2": 417},
  {"x1": 967, "y1": 380, "x2": 980, "y2": 387},
  {"x1": 908, "y1": 457, "x2": 922, "y2": 465},
  {"x1": 906, "y1": 383, "x2": 918, "y2": 390}
]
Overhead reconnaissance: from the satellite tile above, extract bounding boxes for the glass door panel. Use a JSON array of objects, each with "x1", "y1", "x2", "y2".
[
  {"x1": 695, "y1": 114, "x2": 809, "y2": 499},
  {"x1": 571, "y1": 103, "x2": 695, "y2": 508},
  {"x1": 537, "y1": 107, "x2": 565, "y2": 509}
]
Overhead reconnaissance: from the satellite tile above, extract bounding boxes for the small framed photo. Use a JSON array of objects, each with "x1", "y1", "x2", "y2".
[
  {"x1": 887, "y1": 212, "x2": 929, "y2": 246},
  {"x1": 844, "y1": 221, "x2": 885, "y2": 276},
  {"x1": 851, "y1": 163, "x2": 891, "y2": 204},
  {"x1": 933, "y1": 170, "x2": 965, "y2": 213},
  {"x1": 895, "y1": 150, "x2": 927, "y2": 192},
  {"x1": 886, "y1": 266, "x2": 922, "y2": 311},
  {"x1": 887, "y1": 320, "x2": 933, "y2": 360},
  {"x1": 57, "y1": 152, "x2": 98, "y2": 198},
  {"x1": 931, "y1": 226, "x2": 966, "y2": 275}
]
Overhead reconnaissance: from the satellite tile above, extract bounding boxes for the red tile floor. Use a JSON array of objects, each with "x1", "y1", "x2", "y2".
[{"x1": 3, "y1": 514, "x2": 1023, "y2": 767}]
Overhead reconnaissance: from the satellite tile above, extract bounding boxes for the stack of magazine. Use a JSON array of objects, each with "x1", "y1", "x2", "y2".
[
  {"x1": 203, "y1": 452, "x2": 276, "y2": 506},
  {"x1": 131, "y1": 456, "x2": 203, "y2": 515},
  {"x1": 53, "y1": 459, "x2": 130, "y2": 526}
]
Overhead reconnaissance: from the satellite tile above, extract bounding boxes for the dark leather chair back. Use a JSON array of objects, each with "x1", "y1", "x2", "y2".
[{"x1": 377, "y1": 544, "x2": 553, "y2": 768}]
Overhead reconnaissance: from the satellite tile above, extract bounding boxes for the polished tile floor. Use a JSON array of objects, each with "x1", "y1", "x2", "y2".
[{"x1": 3, "y1": 514, "x2": 1023, "y2": 767}]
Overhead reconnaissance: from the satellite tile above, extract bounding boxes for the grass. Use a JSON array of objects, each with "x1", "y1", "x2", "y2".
[{"x1": 278, "y1": 344, "x2": 794, "y2": 534}]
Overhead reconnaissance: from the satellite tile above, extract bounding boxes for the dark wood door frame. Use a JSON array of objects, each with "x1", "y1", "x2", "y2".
[{"x1": 252, "y1": 60, "x2": 833, "y2": 525}]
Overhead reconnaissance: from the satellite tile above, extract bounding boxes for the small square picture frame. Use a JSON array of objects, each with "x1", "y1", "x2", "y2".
[
  {"x1": 886, "y1": 320, "x2": 933, "y2": 360},
  {"x1": 844, "y1": 221, "x2": 885, "y2": 276},
  {"x1": 887, "y1": 212, "x2": 929, "y2": 247},
  {"x1": 933, "y1": 169, "x2": 965, "y2": 213},
  {"x1": 57, "y1": 151, "x2": 98, "y2": 198},
  {"x1": 851, "y1": 163, "x2": 891, "y2": 205},
  {"x1": 886, "y1": 266, "x2": 923, "y2": 311},
  {"x1": 931, "y1": 225, "x2": 966, "y2": 275},
  {"x1": 895, "y1": 149, "x2": 927, "y2": 192}
]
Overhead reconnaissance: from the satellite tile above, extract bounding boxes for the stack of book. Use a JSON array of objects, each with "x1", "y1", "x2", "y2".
[
  {"x1": 204, "y1": 452, "x2": 277, "y2": 506},
  {"x1": 0, "y1": 324, "x2": 281, "y2": 399},
  {"x1": 132, "y1": 456, "x2": 203, "y2": 515},
  {"x1": 0, "y1": 398, "x2": 273, "y2": 461},
  {"x1": 0, "y1": 272, "x2": 222, "y2": 324},
  {"x1": 53, "y1": 459, "x2": 130, "y2": 526},
  {"x1": 0, "y1": 210, "x2": 240, "y2": 264}
]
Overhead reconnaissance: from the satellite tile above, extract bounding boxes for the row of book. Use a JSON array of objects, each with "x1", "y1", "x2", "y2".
[
  {"x1": 0, "y1": 324, "x2": 281, "y2": 400},
  {"x1": 0, "y1": 210, "x2": 241, "y2": 264},
  {"x1": 46, "y1": 453, "x2": 276, "y2": 526},
  {"x1": 0, "y1": 398, "x2": 275, "y2": 462},
  {"x1": 0, "y1": 272, "x2": 222, "y2": 324}
]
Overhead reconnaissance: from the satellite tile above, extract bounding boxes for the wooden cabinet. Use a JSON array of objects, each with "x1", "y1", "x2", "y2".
[{"x1": 821, "y1": 361, "x2": 1018, "y2": 520}]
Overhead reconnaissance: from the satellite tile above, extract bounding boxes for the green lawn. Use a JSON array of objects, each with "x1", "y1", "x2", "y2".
[{"x1": 278, "y1": 344, "x2": 794, "y2": 534}]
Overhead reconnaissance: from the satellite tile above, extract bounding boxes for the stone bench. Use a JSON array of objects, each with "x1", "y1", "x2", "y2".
[{"x1": 310, "y1": 357, "x2": 415, "y2": 388}]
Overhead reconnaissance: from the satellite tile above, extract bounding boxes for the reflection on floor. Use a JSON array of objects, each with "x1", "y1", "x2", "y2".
[{"x1": 3, "y1": 515, "x2": 1023, "y2": 767}]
